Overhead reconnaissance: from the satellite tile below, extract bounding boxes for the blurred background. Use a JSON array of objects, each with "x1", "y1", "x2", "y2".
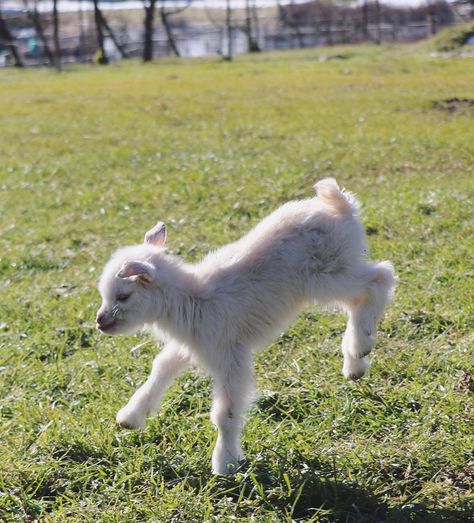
[{"x1": 1, "y1": 0, "x2": 473, "y2": 67}]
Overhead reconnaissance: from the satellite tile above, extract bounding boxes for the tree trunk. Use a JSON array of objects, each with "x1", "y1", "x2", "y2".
[
  {"x1": 97, "y1": 8, "x2": 128, "y2": 58},
  {"x1": 362, "y1": 1, "x2": 369, "y2": 41},
  {"x1": 245, "y1": 0, "x2": 260, "y2": 52},
  {"x1": 52, "y1": 0, "x2": 61, "y2": 70},
  {"x1": 290, "y1": 0, "x2": 304, "y2": 48},
  {"x1": 278, "y1": 2, "x2": 304, "y2": 49},
  {"x1": 251, "y1": 1, "x2": 261, "y2": 48},
  {"x1": 93, "y1": 0, "x2": 108, "y2": 64},
  {"x1": 427, "y1": 3, "x2": 437, "y2": 36},
  {"x1": 0, "y1": 11, "x2": 24, "y2": 67},
  {"x1": 143, "y1": 0, "x2": 156, "y2": 62},
  {"x1": 374, "y1": 0, "x2": 381, "y2": 44},
  {"x1": 24, "y1": 0, "x2": 55, "y2": 65},
  {"x1": 160, "y1": 7, "x2": 180, "y2": 56},
  {"x1": 224, "y1": 0, "x2": 233, "y2": 61}
]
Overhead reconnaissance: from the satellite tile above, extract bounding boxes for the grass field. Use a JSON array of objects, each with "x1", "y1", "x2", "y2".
[{"x1": 0, "y1": 46, "x2": 473, "y2": 522}]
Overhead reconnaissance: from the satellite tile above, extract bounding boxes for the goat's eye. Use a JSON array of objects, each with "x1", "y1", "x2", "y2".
[{"x1": 117, "y1": 293, "x2": 132, "y2": 302}]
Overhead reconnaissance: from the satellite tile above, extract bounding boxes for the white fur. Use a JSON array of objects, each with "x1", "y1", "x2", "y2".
[{"x1": 96, "y1": 178, "x2": 395, "y2": 474}]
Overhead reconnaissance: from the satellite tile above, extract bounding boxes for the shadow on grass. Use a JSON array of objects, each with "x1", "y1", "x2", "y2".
[
  {"x1": 11, "y1": 437, "x2": 471, "y2": 523},
  {"x1": 210, "y1": 457, "x2": 472, "y2": 523}
]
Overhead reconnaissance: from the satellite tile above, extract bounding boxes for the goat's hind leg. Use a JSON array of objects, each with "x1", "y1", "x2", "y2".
[
  {"x1": 341, "y1": 261, "x2": 395, "y2": 380},
  {"x1": 210, "y1": 347, "x2": 254, "y2": 475}
]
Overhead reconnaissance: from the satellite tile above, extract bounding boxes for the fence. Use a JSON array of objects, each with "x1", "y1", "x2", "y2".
[{"x1": 0, "y1": 1, "x2": 471, "y2": 67}]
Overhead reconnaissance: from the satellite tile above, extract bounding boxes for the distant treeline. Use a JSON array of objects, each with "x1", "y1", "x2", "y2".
[{"x1": 0, "y1": 0, "x2": 473, "y2": 68}]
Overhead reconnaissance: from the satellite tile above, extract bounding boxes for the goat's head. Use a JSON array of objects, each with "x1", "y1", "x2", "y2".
[{"x1": 96, "y1": 222, "x2": 167, "y2": 335}]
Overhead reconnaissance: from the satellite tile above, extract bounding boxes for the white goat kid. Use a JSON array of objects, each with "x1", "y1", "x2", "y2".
[{"x1": 96, "y1": 179, "x2": 395, "y2": 474}]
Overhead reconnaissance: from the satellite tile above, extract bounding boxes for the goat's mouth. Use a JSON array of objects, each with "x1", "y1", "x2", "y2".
[{"x1": 96, "y1": 320, "x2": 118, "y2": 333}]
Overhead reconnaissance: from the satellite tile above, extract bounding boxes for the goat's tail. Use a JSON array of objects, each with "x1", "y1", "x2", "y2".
[{"x1": 314, "y1": 178, "x2": 359, "y2": 216}]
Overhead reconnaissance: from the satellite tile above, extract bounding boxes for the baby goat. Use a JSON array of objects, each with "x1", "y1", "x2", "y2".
[{"x1": 96, "y1": 178, "x2": 395, "y2": 474}]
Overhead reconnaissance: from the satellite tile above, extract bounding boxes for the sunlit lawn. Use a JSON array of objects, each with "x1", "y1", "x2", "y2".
[{"x1": 0, "y1": 46, "x2": 473, "y2": 522}]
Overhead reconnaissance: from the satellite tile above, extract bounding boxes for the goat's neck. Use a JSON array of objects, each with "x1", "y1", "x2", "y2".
[{"x1": 153, "y1": 263, "x2": 200, "y2": 345}]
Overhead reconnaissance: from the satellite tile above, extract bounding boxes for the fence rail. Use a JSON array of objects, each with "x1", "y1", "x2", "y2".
[{"x1": 0, "y1": 1, "x2": 472, "y2": 67}]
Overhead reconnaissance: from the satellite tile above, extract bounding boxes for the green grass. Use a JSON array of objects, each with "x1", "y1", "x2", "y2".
[
  {"x1": 0, "y1": 46, "x2": 473, "y2": 522},
  {"x1": 429, "y1": 21, "x2": 474, "y2": 52}
]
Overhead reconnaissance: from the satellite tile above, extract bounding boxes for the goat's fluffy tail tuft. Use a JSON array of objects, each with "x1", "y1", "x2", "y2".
[{"x1": 314, "y1": 178, "x2": 359, "y2": 216}]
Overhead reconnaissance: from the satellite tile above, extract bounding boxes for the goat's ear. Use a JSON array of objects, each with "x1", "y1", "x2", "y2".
[
  {"x1": 116, "y1": 261, "x2": 154, "y2": 284},
  {"x1": 144, "y1": 221, "x2": 166, "y2": 247}
]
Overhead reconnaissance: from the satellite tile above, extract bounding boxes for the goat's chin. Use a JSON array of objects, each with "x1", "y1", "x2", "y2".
[{"x1": 98, "y1": 321, "x2": 142, "y2": 336}]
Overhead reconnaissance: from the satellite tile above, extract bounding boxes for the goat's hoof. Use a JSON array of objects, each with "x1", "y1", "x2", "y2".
[
  {"x1": 116, "y1": 407, "x2": 146, "y2": 429},
  {"x1": 211, "y1": 447, "x2": 243, "y2": 475},
  {"x1": 342, "y1": 356, "x2": 370, "y2": 381},
  {"x1": 346, "y1": 371, "x2": 365, "y2": 381}
]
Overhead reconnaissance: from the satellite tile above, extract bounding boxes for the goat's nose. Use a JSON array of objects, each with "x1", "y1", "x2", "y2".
[{"x1": 96, "y1": 311, "x2": 106, "y2": 325}]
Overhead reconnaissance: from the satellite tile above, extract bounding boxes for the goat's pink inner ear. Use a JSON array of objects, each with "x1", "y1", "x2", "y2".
[
  {"x1": 144, "y1": 221, "x2": 167, "y2": 246},
  {"x1": 116, "y1": 261, "x2": 153, "y2": 283}
]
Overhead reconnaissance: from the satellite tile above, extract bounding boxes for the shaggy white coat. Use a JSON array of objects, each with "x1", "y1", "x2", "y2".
[{"x1": 96, "y1": 178, "x2": 395, "y2": 474}]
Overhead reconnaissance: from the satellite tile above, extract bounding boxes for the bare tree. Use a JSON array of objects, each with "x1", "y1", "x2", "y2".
[
  {"x1": 224, "y1": 0, "x2": 233, "y2": 60},
  {"x1": 203, "y1": 6, "x2": 226, "y2": 57},
  {"x1": 278, "y1": 1, "x2": 305, "y2": 48},
  {"x1": 361, "y1": 1, "x2": 369, "y2": 41},
  {"x1": 23, "y1": 0, "x2": 55, "y2": 66},
  {"x1": 143, "y1": 0, "x2": 156, "y2": 62},
  {"x1": 98, "y1": 6, "x2": 128, "y2": 58},
  {"x1": 92, "y1": 0, "x2": 128, "y2": 64},
  {"x1": 251, "y1": 1, "x2": 261, "y2": 46},
  {"x1": 245, "y1": 0, "x2": 260, "y2": 52},
  {"x1": 0, "y1": 8, "x2": 24, "y2": 66},
  {"x1": 93, "y1": 0, "x2": 108, "y2": 63},
  {"x1": 427, "y1": 0, "x2": 437, "y2": 35},
  {"x1": 374, "y1": 0, "x2": 381, "y2": 44},
  {"x1": 52, "y1": 0, "x2": 61, "y2": 70},
  {"x1": 159, "y1": 1, "x2": 192, "y2": 57}
]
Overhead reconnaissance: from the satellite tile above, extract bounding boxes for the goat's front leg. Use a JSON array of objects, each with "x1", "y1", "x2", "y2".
[
  {"x1": 117, "y1": 342, "x2": 190, "y2": 429},
  {"x1": 210, "y1": 347, "x2": 254, "y2": 474}
]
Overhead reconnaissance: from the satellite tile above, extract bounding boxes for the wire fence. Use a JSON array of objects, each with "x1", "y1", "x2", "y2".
[{"x1": 0, "y1": 1, "x2": 472, "y2": 67}]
